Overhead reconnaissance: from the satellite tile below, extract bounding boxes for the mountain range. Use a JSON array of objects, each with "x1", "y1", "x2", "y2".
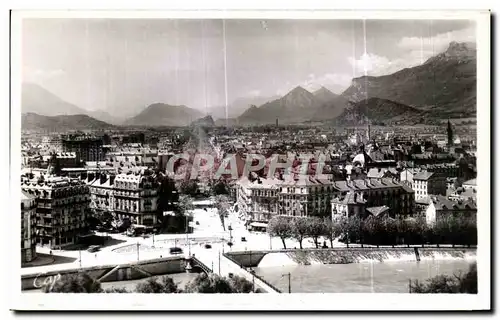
[
  {"x1": 237, "y1": 41, "x2": 476, "y2": 125},
  {"x1": 22, "y1": 83, "x2": 124, "y2": 125},
  {"x1": 21, "y1": 41, "x2": 476, "y2": 129},
  {"x1": 208, "y1": 95, "x2": 281, "y2": 120},
  {"x1": 22, "y1": 113, "x2": 115, "y2": 132},
  {"x1": 123, "y1": 103, "x2": 204, "y2": 127},
  {"x1": 341, "y1": 41, "x2": 476, "y2": 118},
  {"x1": 238, "y1": 86, "x2": 321, "y2": 125}
]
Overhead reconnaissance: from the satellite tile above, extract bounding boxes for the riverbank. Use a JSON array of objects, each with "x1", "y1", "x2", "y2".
[{"x1": 236, "y1": 247, "x2": 477, "y2": 268}]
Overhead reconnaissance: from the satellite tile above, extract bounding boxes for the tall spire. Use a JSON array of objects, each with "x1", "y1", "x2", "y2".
[{"x1": 447, "y1": 119, "x2": 453, "y2": 147}]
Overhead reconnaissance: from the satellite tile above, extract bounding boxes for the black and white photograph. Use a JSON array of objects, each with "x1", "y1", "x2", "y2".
[{"x1": 9, "y1": 9, "x2": 491, "y2": 311}]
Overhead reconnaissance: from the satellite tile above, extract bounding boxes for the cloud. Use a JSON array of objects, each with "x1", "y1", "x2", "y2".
[
  {"x1": 23, "y1": 67, "x2": 66, "y2": 82},
  {"x1": 345, "y1": 26, "x2": 476, "y2": 79},
  {"x1": 398, "y1": 26, "x2": 476, "y2": 53},
  {"x1": 348, "y1": 53, "x2": 396, "y2": 77},
  {"x1": 302, "y1": 73, "x2": 352, "y2": 93},
  {"x1": 247, "y1": 89, "x2": 261, "y2": 97}
]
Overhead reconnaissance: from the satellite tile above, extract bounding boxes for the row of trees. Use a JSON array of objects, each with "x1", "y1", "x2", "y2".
[
  {"x1": 410, "y1": 263, "x2": 477, "y2": 293},
  {"x1": 43, "y1": 272, "x2": 262, "y2": 294},
  {"x1": 268, "y1": 214, "x2": 477, "y2": 249}
]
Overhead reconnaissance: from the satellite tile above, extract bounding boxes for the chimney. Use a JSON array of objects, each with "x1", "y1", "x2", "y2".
[
  {"x1": 109, "y1": 175, "x2": 116, "y2": 186},
  {"x1": 100, "y1": 173, "x2": 107, "y2": 184}
]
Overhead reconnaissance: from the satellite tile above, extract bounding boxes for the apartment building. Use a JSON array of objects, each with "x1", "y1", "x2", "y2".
[
  {"x1": 21, "y1": 190, "x2": 37, "y2": 263},
  {"x1": 413, "y1": 171, "x2": 447, "y2": 201},
  {"x1": 21, "y1": 176, "x2": 90, "y2": 249},
  {"x1": 87, "y1": 169, "x2": 159, "y2": 226},
  {"x1": 331, "y1": 178, "x2": 415, "y2": 220}
]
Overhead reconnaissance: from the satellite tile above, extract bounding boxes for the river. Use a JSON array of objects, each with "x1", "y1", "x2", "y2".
[{"x1": 254, "y1": 260, "x2": 474, "y2": 293}]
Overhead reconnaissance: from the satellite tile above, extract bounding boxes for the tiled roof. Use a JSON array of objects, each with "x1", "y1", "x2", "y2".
[
  {"x1": 430, "y1": 195, "x2": 477, "y2": 211},
  {"x1": 366, "y1": 205, "x2": 390, "y2": 217},
  {"x1": 463, "y1": 178, "x2": 477, "y2": 186},
  {"x1": 413, "y1": 171, "x2": 434, "y2": 181}
]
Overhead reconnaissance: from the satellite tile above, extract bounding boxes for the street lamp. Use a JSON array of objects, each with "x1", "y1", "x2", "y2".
[
  {"x1": 282, "y1": 273, "x2": 291, "y2": 293},
  {"x1": 152, "y1": 228, "x2": 156, "y2": 248}
]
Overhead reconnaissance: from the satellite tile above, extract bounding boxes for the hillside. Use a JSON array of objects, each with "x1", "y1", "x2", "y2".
[
  {"x1": 190, "y1": 115, "x2": 215, "y2": 127},
  {"x1": 22, "y1": 113, "x2": 114, "y2": 132},
  {"x1": 341, "y1": 41, "x2": 476, "y2": 118},
  {"x1": 124, "y1": 103, "x2": 204, "y2": 127},
  {"x1": 209, "y1": 95, "x2": 281, "y2": 120},
  {"x1": 238, "y1": 86, "x2": 321, "y2": 125},
  {"x1": 335, "y1": 98, "x2": 423, "y2": 126},
  {"x1": 311, "y1": 87, "x2": 350, "y2": 121},
  {"x1": 22, "y1": 83, "x2": 88, "y2": 116},
  {"x1": 22, "y1": 82, "x2": 124, "y2": 124}
]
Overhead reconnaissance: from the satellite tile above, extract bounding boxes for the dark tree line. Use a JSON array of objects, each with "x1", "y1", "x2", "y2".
[
  {"x1": 42, "y1": 272, "x2": 262, "y2": 293},
  {"x1": 410, "y1": 263, "x2": 477, "y2": 293},
  {"x1": 267, "y1": 214, "x2": 477, "y2": 249}
]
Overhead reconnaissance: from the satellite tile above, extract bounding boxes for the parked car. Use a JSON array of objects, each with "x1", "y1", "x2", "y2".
[
  {"x1": 204, "y1": 244, "x2": 212, "y2": 249},
  {"x1": 87, "y1": 245, "x2": 101, "y2": 253},
  {"x1": 169, "y1": 247, "x2": 183, "y2": 254},
  {"x1": 241, "y1": 237, "x2": 247, "y2": 242}
]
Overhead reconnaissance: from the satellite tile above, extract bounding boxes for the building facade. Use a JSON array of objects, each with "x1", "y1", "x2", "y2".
[
  {"x1": 331, "y1": 178, "x2": 415, "y2": 219},
  {"x1": 413, "y1": 171, "x2": 447, "y2": 201},
  {"x1": 21, "y1": 176, "x2": 90, "y2": 249},
  {"x1": 87, "y1": 170, "x2": 159, "y2": 226},
  {"x1": 21, "y1": 191, "x2": 37, "y2": 263},
  {"x1": 62, "y1": 136, "x2": 105, "y2": 163}
]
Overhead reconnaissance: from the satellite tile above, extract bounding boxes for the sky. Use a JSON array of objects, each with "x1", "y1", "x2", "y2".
[{"x1": 22, "y1": 18, "x2": 476, "y2": 117}]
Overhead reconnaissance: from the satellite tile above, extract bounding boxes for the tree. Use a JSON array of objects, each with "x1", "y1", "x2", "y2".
[
  {"x1": 214, "y1": 194, "x2": 231, "y2": 231},
  {"x1": 178, "y1": 179, "x2": 199, "y2": 196},
  {"x1": 103, "y1": 287, "x2": 130, "y2": 293},
  {"x1": 363, "y1": 216, "x2": 381, "y2": 247},
  {"x1": 228, "y1": 275, "x2": 255, "y2": 293},
  {"x1": 212, "y1": 179, "x2": 229, "y2": 195},
  {"x1": 324, "y1": 218, "x2": 342, "y2": 248},
  {"x1": 177, "y1": 195, "x2": 194, "y2": 216},
  {"x1": 184, "y1": 273, "x2": 234, "y2": 293},
  {"x1": 135, "y1": 276, "x2": 181, "y2": 293},
  {"x1": 336, "y1": 215, "x2": 351, "y2": 247},
  {"x1": 291, "y1": 217, "x2": 310, "y2": 249},
  {"x1": 410, "y1": 263, "x2": 477, "y2": 294},
  {"x1": 43, "y1": 273, "x2": 102, "y2": 293},
  {"x1": 268, "y1": 216, "x2": 293, "y2": 249},
  {"x1": 308, "y1": 217, "x2": 328, "y2": 248},
  {"x1": 347, "y1": 215, "x2": 362, "y2": 246}
]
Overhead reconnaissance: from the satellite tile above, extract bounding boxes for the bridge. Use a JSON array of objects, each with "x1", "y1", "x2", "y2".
[{"x1": 191, "y1": 247, "x2": 280, "y2": 293}]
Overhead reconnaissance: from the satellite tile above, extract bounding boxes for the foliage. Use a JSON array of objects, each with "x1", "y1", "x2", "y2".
[
  {"x1": 103, "y1": 287, "x2": 130, "y2": 293},
  {"x1": 43, "y1": 273, "x2": 102, "y2": 293},
  {"x1": 410, "y1": 263, "x2": 477, "y2": 294},
  {"x1": 228, "y1": 275, "x2": 255, "y2": 293},
  {"x1": 212, "y1": 179, "x2": 230, "y2": 195},
  {"x1": 268, "y1": 216, "x2": 294, "y2": 249},
  {"x1": 324, "y1": 218, "x2": 343, "y2": 248},
  {"x1": 177, "y1": 195, "x2": 194, "y2": 216},
  {"x1": 184, "y1": 273, "x2": 234, "y2": 293},
  {"x1": 135, "y1": 276, "x2": 181, "y2": 293},
  {"x1": 291, "y1": 217, "x2": 311, "y2": 249},
  {"x1": 308, "y1": 217, "x2": 328, "y2": 248},
  {"x1": 214, "y1": 194, "x2": 231, "y2": 231},
  {"x1": 177, "y1": 179, "x2": 199, "y2": 196}
]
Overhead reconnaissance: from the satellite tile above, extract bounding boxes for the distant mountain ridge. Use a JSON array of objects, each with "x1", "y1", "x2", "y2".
[
  {"x1": 124, "y1": 103, "x2": 204, "y2": 127},
  {"x1": 340, "y1": 41, "x2": 476, "y2": 118},
  {"x1": 22, "y1": 113, "x2": 114, "y2": 132},
  {"x1": 334, "y1": 98, "x2": 423, "y2": 126},
  {"x1": 208, "y1": 95, "x2": 281, "y2": 120},
  {"x1": 22, "y1": 82, "x2": 124, "y2": 124},
  {"x1": 191, "y1": 115, "x2": 215, "y2": 127},
  {"x1": 238, "y1": 86, "x2": 322, "y2": 125}
]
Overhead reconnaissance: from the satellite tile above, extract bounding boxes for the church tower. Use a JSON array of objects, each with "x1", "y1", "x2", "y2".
[{"x1": 447, "y1": 119, "x2": 453, "y2": 147}]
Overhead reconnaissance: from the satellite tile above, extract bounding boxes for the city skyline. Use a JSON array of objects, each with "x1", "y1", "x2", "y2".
[{"x1": 22, "y1": 19, "x2": 475, "y2": 117}]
